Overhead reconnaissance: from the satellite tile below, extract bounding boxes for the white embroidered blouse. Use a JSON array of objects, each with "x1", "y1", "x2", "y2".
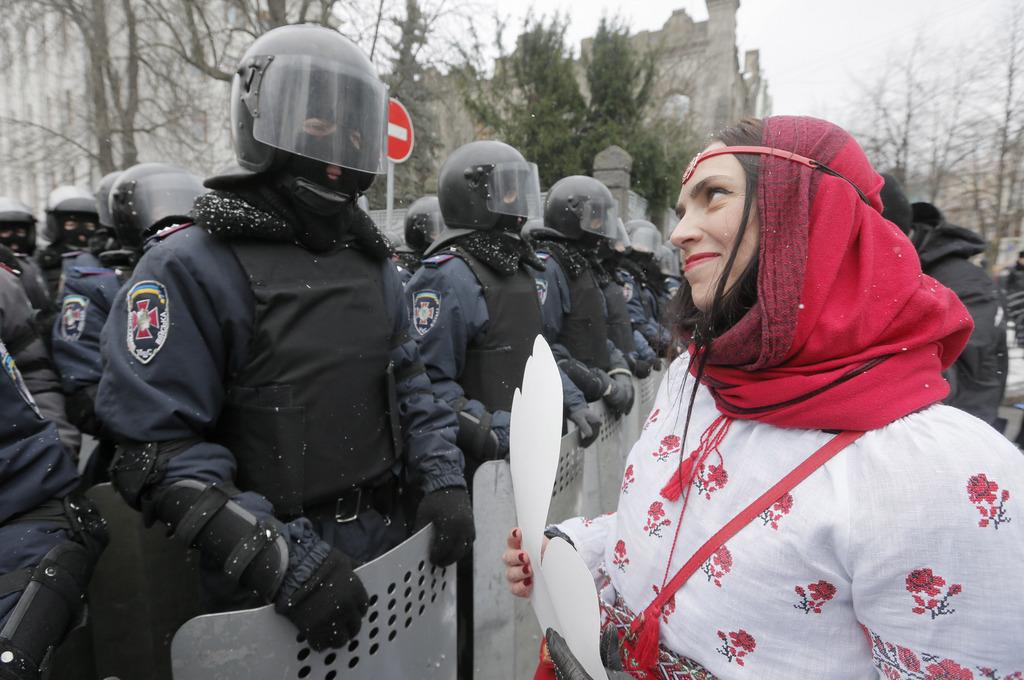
[{"x1": 554, "y1": 357, "x2": 1024, "y2": 679}]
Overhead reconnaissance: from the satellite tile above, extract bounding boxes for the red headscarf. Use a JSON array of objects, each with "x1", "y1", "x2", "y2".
[{"x1": 693, "y1": 116, "x2": 973, "y2": 431}]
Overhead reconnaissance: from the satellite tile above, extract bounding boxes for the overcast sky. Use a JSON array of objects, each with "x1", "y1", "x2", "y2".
[{"x1": 476, "y1": 0, "x2": 1007, "y2": 127}]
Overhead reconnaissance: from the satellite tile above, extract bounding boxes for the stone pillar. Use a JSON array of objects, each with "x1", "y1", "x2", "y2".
[{"x1": 593, "y1": 145, "x2": 633, "y2": 220}]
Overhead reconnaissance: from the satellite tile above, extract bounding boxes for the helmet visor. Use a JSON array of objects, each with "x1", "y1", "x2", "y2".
[
  {"x1": 613, "y1": 217, "x2": 631, "y2": 252},
  {"x1": 251, "y1": 54, "x2": 388, "y2": 173},
  {"x1": 486, "y1": 161, "x2": 542, "y2": 219},
  {"x1": 576, "y1": 194, "x2": 619, "y2": 239}
]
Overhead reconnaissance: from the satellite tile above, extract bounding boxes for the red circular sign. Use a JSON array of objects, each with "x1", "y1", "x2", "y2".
[{"x1": 387, "y1": 98, "x2": 414, "y2": 164}]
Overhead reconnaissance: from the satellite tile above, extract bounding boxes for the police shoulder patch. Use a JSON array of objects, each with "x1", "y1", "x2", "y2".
[
  {"x1": 622, "y1": 281, "x2": 634, "y2": 302},
  {"x1": 126, "y1": 280, "x2": 170, "y2": 364},
  {"x1": 59, "y1": 294, "x2": 90, "y2": 342},
  {"x1": 412, "y1": 290, "x2": 441, "y2": 335},
  {"x1": 1, "y1": 340, "x2": 41, "y2": 418},
  {"x1": 535, "y1": 277, "x2": 548, "y2": 305}
]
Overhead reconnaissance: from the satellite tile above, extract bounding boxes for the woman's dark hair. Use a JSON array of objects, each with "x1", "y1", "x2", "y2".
[{"x1": 661, "y1": 118, "x2": 763, "y2": 494}]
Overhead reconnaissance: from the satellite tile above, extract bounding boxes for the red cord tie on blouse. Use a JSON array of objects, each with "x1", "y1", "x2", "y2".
[
  {"x1": 659, "y1": 415, "x2": 732, "y2": 503},
  {"x1": 623, "y1": 430, "x2": 865, "y2": 673}
]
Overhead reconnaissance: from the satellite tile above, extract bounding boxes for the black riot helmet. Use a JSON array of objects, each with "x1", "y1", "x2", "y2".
[
  {"x1": 109, "y1": 163, "x2": 206, "y2": 249},
  {"x1": 45, "y1": 186, "x2": 98, "y2": 247},
  {"x1": 437, "y1": 140, "x2": 542, "y2": 231},
  {"x1": 95, "y1": 171, "x2": 122, "y2": 229},
  {"x1": 230, "y1": 24, "x2": 388, "y2": 197},
  {"x1": 625, "y1": 220, "x2": 661, "y2": 255},
  {"x1": 0, "y1": 197, "x2": 37, "y2": 255},
  {"x1": 655, "y1": 244, "x2": 681, "y2": 277},
  {"x1": 403, "y1": 195, "x2": 444, "y2": 254},
  {"x1": 543, "y1": 175, "x2": 619, "y2": 241}
]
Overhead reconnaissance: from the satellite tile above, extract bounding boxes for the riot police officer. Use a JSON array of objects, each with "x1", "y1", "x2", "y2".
[
  {"x1": 395, "y1": 195, "x2": 444, "y2": 285},
  {"x1": 0, "y1": 273, "x2": 106, "y2": 680},
  {"x1": 97, "y1": 25, "x2": 473, "y2": 652},
  {"x1": 34, "y1": 186, "x2": 101, "y2": 302},
  {"x1": 622, "y1": 219, "x2": 671, "y2": 355},
  {"x1": 523, "y1": 176, "x2": 635, "y2": 416},
  {"x1": 0, "y1": 200, "x2": 48, "y2": 313},
  {"x1": 53, "y1": 163, "x2": 204, "y2": 483},
  {"x1": 408, "y1": 141, "x2": 597, "y2": 463},
  {"x1": 655, "y1": 243, "x2": 682, "y2": 311}
]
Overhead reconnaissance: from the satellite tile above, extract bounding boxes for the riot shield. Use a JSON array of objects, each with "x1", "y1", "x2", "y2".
[{"x1": 170, "y1": 525, "x2": 456, "y2": 680}]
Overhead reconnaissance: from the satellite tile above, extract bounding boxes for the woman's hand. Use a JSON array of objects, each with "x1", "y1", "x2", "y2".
[{"x1": 503, "y1": 527, "x2": 548, "y2": 598}]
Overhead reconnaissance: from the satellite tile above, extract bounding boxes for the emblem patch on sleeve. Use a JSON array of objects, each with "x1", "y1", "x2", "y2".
[
  {"x1": 622, "y1": 281, "x2": 634, "y2": 302},
  {"x1": 535, "y1": 278, "x2": 548, "y2": 305},
  {"x1": 126, "y1": 280, "x2": 170, "y2": 364},
  {"x1": 1, "y1": 340, "x2": 41, "y2": 418},
  {"x1": 59, "y1": 294, "x2": 89, "y2": 342},
  {"x1": 412, "y1": 290, "x2": 441, "y2": 336}
]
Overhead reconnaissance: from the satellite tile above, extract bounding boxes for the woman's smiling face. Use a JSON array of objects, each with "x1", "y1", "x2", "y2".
[{"x1": 670, "y1": 142, "x2": 759, "y2": 313}]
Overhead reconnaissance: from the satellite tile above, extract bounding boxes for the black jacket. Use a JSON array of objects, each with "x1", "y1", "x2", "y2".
[{"x1": 912, "y1": 202, "x2": 1007, "y2": 427}]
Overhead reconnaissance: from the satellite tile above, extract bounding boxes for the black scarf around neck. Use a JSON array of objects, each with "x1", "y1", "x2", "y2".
[
  {"x1": 454, "y1": 231, "x2": 543, "y2": 276},
  {"x1": 191, "y1": 189, "x2": 392, "y2": 260}
]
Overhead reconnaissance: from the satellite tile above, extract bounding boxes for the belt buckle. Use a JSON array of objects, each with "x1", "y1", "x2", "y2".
[{"x1": 334, "y1": 489, "x2": 362, "y2": 523}]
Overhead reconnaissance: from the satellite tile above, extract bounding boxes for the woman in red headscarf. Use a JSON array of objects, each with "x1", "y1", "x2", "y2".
[{"x1": 504, "y1": 116, "x2": 1024, "y2": 678}]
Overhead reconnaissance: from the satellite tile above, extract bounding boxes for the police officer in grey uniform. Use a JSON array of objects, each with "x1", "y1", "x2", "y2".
[
  {"x1": 97, "y1": 25, "x2": 473, "y2": 652},
  {"x1": 523, "y1": 176, "x2": 635, "y2": 415},
  {"x1": 408, "y1": 141, "x2": 598, "y2": 463}
]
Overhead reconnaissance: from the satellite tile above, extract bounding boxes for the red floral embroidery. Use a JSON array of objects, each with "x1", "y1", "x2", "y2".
[
  {"x1": 793, "y1": 579, "x2": 837, "y2": 614},
  {"x1": 621, "y1": 464, "x2": 635, "y2": 495},
  {"x1": 700, "y1": 545, "x2": 732, "y2": 587},
  {"x1": 693, "y1": 461, "x2": 729, "y2": 500},
  {"x1": 716, "y1": 629, "x2": 756, "y2": 666},
  {"x1": 759, "y1": 492, "x2": 794, "y2": 530},
  {"x1": 652, "y1": 434, "x2": 681, "y2": 462},
  {"x1": 644, "y1": 408, "x2": 660, "y2": 432},
  {"x1": 906, "y1": 568, "x2": 962, "y2": 619},
  {"x1": 967, "y1": 474, "x2": 1012, "y2": 529},
  {"x1": 612, "y1": 539, "x2": 630, "y2": 572},
  {"x1": 864, "y1": 627, "x2": 1013, "y2": 679},
  {"x1": 651, "y1": 584, "x2": 676, "y2": 623},
  {"x1": 643, "y1": 501, "x2": 672, "y2": 537}
]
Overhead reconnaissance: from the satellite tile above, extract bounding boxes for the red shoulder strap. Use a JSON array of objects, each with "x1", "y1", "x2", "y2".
[{"x1": 631, "y1": 430, "x2": 864, "y2": 635}]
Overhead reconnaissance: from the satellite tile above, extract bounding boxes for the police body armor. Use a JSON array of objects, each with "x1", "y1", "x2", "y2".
[
  {"x1": 602, "y1": 280, "x2": 636, "y2": 355},
  {"x1": 451, "y1": 248, "x2": 541, "y2": 413},
  {"x1": 215, "y1": 240, "x2": 400, "y2": 518},
  {"x1": 544, "y1": 249, "x2": 611, "y2": 370}
]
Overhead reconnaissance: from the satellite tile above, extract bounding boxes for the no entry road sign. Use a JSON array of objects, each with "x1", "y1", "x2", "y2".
[{"x1": 387, "y1": 98, "x2": 414, "y2": 164}]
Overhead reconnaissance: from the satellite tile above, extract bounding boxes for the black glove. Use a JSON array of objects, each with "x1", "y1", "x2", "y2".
[
  {"x1": 455, "y1": 409, "x2": 504, "y2": 462},
  {"x1": 415, "y1": 486, "x2": 475, "y2": 566},
  {"x1": 627, "y1": 353, "x2": 653, "y2": 379},
  {"x1": 603, "y1": 372, "x2": 634, "y2": 417},
  {"x1": 546, "y1": 628, "x2": 631, "y2": 680},
  {"x1": 559, "y1": 359, "x2": 609, "y2": 402},
  {"x1": 567, "y1": 407, "x2": 601, "y2": 448},
  {"x1": 275, "y1": 548, "x2": 369, "y2": 651}
]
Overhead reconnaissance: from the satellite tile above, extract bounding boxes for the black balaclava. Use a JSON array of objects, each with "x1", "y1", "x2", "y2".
[
  {"x1": 273, "y1": 154, "x2": 368, "y2": 252},
  {"x1": 59, "y1": 213, "x2": 99, "y2": 251},
  {"x1": 0, "y1": 223, "x2": 33, "y2": 254}
]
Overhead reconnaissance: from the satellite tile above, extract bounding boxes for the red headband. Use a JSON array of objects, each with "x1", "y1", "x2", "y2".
[{"x1": 682, "y1": 145, "x2": 869, "y2": 204}]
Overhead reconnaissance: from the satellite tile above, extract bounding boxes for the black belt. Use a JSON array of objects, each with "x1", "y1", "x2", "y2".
[{"x1": 304, "y1": 477, "x2": 399, "y2": 525}]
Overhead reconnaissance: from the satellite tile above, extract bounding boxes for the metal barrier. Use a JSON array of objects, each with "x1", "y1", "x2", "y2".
[
  {"x1": 170, "y1": 525, "x2": 456, "y2": 680},
  {"x1": 472, "y1": 369, "x2": 663, "y2": 680}
]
